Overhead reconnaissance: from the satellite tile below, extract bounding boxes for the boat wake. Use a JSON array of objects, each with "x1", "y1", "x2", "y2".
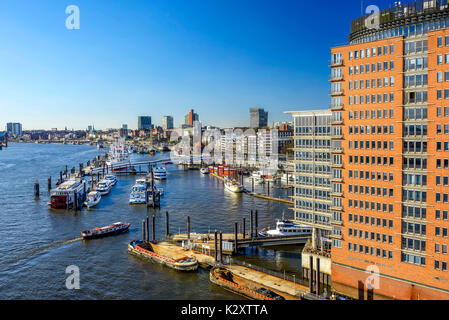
[{"x1": 0, "y1": 237, "x2": 83, "y2": 273}]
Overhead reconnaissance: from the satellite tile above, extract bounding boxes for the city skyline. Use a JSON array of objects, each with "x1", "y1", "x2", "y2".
[{"x1": 0, "y1": 0, "x2": 393, "y2": 131}]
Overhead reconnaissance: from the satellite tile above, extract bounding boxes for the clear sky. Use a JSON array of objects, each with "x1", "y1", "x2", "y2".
[{"x1": 0, "y1": 0, "x2": 393, "y2": 130}]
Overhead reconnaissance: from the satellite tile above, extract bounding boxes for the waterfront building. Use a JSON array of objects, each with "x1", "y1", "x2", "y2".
[
  {"x1": 250, "y1": 108, "x2": 268, "y2": 128},
  {"x1": 288, "y1": 111, "x2": 332, "y2": 250},
  {"x1": 185, "y1": 109, "x2": 199, "y2": 126},
  {"x1": 163, "y1": 116, "x2": 174, "y2": 130},
  {"x1": 330, "y1": 0, "x2": 449, "y2": 300},
  {"x1": 138, "y1": 116, "x2": 152, "y2": 130},
  {"x1": 6, "y1": 123, "x2": 22, "y2": 137}
]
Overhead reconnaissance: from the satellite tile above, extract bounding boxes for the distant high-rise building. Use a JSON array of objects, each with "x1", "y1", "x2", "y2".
[
  {"x1": 138, "y1": 116, "x2": 152, "y2": 130},
  {"x1": 250, "y1": 108, "x2": 268, "y2": 128},
  {"x1": 6, "y1": 123, "x2": 22, "y2": 137},
  {"x1": 163, "y1": 116, "x2": 174, "y2": 130},
  {"x1": 122, "y1": 124, "x2": 128, "y2": 130},
  {"x1": 185, "y1": 109, "x2": 199, "y2": 126},
  {"x1": 87, "y1": 125, "x2": 94, "y2": 133}
]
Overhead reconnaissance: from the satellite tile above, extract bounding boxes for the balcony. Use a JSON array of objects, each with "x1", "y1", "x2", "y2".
[
  {"x1": 329, "y1": 74, "x2": 344, "y2": 82},
  {"x1": 329, "y1": 89, "x2": 344, "y2": 97},
  {"x1": 329, "y1": 59, "x2": 344, "y2": 67},
  {"x1": 330, "y1": 103, "x2": 343, "y2": 111}
]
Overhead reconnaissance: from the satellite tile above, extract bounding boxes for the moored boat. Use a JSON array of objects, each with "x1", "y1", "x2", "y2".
[
  {"x1": 84, "y1": 191, "x2": 101, "y2": 209},
  {"x1": 128, "y1": 241, "x2": 198, "y2": 271},
  {"x1": 200, "y1": 167, "x2": 210, "y2": 175},
  {"x1": 104, "y1": 174, "x2": 117, "y2": 186},
  {"x1": 153, "y1": 166, "x2": 167, "y2": 180},
  {"x1": 258, "y1": 220, "x2": 312, "y2": 237},
  {"x1": 49, "y1": 178, "x2": 86, "y2": 210},
  {"x1": 96, "y1": 179, "x2": 112, "y2": 196},
  {"x1": 81, "y1": 222, "x2": 130, "y2": 239},
  {"x1": 106, "y1": 138, "x2": 131, "y2": 171},
  {"x1": 129, "y1": 184, "x2": 146, "y2": 205},
  {"x1": 224, "y1": 178, "x2": 243, "y2": 193}
]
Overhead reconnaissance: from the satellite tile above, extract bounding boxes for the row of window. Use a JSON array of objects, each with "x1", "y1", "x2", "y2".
[
  {"x1": 348, "y1": 200, "x2": 394, "y2": 213},
  {"x1": 294, "y1": 200, "x2": 331, "y2": 214},
  {"x1": 349, "y1": 140, "x2": 394, "y2": 151},
  {"x1": 436, "y1": 142, "x2": 449, "y2": 152},
  {"x1": 349, "y1": 76, "x2": 395, "y2": 90},
  {"x1": 404, "y1": 73, "x2": 428, "y2": 88},
  {"x1": 435, "y1": 260, "x2": 448, "y2": 272},
  {"x1": 349, "y1": 45, "x2": 395, "y2": 60},
  {"x1": 436, "y1": 158, "x2": 449, "y2": 169},
  {"x1": 348, "y1": 61, "x2": 395, "y2": 75},
  {"x1": 349, "y1": 125, "x2": 395, "y2": 135},
  {"x1": 349, "y1": 228, "x2": 393, "y2": 244},
  {"x1": 349, "y1": 93, "x2": 395, "y2": 105},
  {"x1": 349, "y1": 109, "x2": 394, "y2": 120},
  {"x1": 348, "y1": 185, "x2": 394, "y2": 198},
  {"x1": 348, "y1": 243, "x2": 393, "y2": 260},
  {"x1": 295, "y1": 164, "x2": 331, "y2": 174},
  {"x1": 404, "y1": 39, "x2": 428, "y2": 55},
  {"x1": 349, "y1": 170, "x2": 394, "y2": 182},
  {"x1": 348, "y1": 155, "x2": 395, "y2": 166}
]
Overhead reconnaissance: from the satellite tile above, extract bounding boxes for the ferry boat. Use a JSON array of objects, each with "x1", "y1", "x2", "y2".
[
  {"x1": 106, "y1": 138, "x2": 131, "y2": 171},
  {"x1": 84, "y1": 191, "x2": 101, "y2": 209},
  {"x1": 104, "y1": 174, "x2": 118, "y2": 186},
  {"x1": 96, "y1": 179, "x2": 112, "y2": 196},
  {"x1": 49, "y1": 178, "x2": 86, "y2": 209},
  {"x1": 259, "y1": 220, "x2": 312, "y2": 237},
  {"x1": 129, "y1": 184, "x2": 147, "y2": 205},
  {"x1": 224, "y1": 178, "x2": 243, "y2": 193},
  {"x1": 81, "y1": 222, "x2": 130, "y2": 239},
  {"x1": 153, "y1": 167, "x2": 167, "y2": 180},
  {"x1": 128, "y1": 241, "x2": 198, "y2": 271},
  {"x1": 200, "y1": 167, "x2": 210, "y2": 175}
]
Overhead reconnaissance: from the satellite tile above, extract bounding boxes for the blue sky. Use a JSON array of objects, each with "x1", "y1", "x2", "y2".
[{"x1": 0, "y1": 0, "x2": 393, "y2": 130}]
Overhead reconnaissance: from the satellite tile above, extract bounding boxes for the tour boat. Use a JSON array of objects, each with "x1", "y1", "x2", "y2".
[
  {"x1": 96, "y1": 179, "x2": 112, "y2": 196},
  {"x1": 153, "y1": 167, "x2": 167, "y2": 180},
  {"x1": 224, "y1": 178, "x2": 243, "y2": 193},
  {"x1": 106, "y1": 138, "x2": 131, "y2": 171},
  {"x1": 258, "y1": 220, "x2": 312, "y2": 237},
  {"x1": 129, "y1": 184, "x2": 147, "y2": 205},
  {"x1": 84, "y1": 191, "x2": 101, "y2": 209},
  {"x1": 200, "y1": 168, "x2": 210, "y2": 175},
  {"x1": 81, "y1": 222, "x2": 130, "y2": 239},
  {"x1": 49, "y1": 178, "x2": 86, "y2": 210},
  {"x1": 104, "y1": 174, "x2": 117, "y2": 186}
]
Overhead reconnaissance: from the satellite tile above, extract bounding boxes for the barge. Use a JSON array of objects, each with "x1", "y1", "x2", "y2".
[
  {"x1": 81, "y1": 222, "x2": 130, "y2": 239},
  {"x1": 128, "y1": 240, "x2": 198, "y2": 272},
  {"x1": 210, "y1": 267, "x2": 284, "y2": 300}
]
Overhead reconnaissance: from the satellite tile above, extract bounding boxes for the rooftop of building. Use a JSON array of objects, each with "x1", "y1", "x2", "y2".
[
  {"x1": 350, "y1": 0, "x2": 449, "y2": 42},
  {"x1": 285, "y1": 110, "x2": 332, "y2": 117}
]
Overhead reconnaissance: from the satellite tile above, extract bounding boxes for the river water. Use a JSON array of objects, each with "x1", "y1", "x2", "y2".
[{"x1": 0, "y1": 143, "x2": 303, "y2": 299}]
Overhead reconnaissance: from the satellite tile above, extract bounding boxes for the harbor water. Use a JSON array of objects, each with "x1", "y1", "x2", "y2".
[{"x1": 0, "y1": 143, "x2": 303, "y2": 299}]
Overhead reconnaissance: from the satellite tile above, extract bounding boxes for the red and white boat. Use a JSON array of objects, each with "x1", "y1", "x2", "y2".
[{"x1": 49, "y1": 178, "x2": 86, "y2": 209}]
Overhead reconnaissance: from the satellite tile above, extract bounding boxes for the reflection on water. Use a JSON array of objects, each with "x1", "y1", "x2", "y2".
[{"x1": 0, "y1": 143, "x2": 304, "y2": 299}]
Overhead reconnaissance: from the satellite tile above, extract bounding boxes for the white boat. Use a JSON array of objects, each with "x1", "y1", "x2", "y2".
[
  {"x1": 259, "y1": 220, "x2": 312, "y2": 237},
  {"x1": 96, "y1": 179, "x2": 112, "y2": 196},
  {"x1": 135, "y1": 178, "x2": 147, "y2": 186},
  {"x1": 104, "y1": 174, "x2": 118, "y2": 186},
  {"x1": 224, "y1": 178, "x2": 243, "y2": 193},
  {"x1": 49, "y1": 178, "x2": 86, "y2": 209},
  {"x1": 200, "y1": 168, "x2": 210, "y2": 175},
  {"x1": 153, "y1": 167, "x2": 167, "y2": 180},
  {"x1": 129, "y1": 184, "x2": 147, "y2": 205},
  {"x1": 84, "y1": 191, "x2": 101, "y2": 209},
  {"x1": 106, "y1": 138, "x2": 131, "y2": 171}
]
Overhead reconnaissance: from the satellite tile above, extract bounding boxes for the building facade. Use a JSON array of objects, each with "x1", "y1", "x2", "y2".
[
  {"x1": 250, "y1": 108, "x2": 268, "y2": 128},
  {"x1": 288, "y1": 111, "x2": 332, "y2": 251},
  {"x1": 163, "y1": 116, "x2": 174, "y2": 130},
  {"x1": 6, "y1": 123, "x2": 22, "y2": 137},
  {"x1": 138, "y1": 116, "x2": 152, "y2": 130},
  {"x1": 330, "y1": 0, "x2": 449, "y2": 300},
  {"x1": 185, "y1": 109, "x2": 199, "y2": 126}
]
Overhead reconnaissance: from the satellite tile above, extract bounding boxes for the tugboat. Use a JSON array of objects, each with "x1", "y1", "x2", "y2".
[{"x1": 81, "y1": 222, "x2": 130, "y2": 239}]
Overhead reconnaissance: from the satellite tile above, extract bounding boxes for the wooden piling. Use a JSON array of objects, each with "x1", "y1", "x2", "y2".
[
  {"x1": 214, "y1": 231, "x2": 218, "y2": 262},
  {"x1": 187, "y1": 216, "x2": 190, "y2": 240},
  {"x1": 219, "y1": 232, "x2": 223, "y2": 263},
  {"x1": 74, "y1": 192, "x2": 78, "y2": 211},
  {"x1": 142, "y1": 220, "x2": 146, "y2": 242},
  {"x1": 48, "y1": 177, "x2": 51, "y2": 191},
  {"x1": 242, "y1": 218, "x2": 246, "y2": 239},
  {"x1": 250, "y1": 210, "x2": 253, "y2": 239},
  {"x1": 34, "y1": 180, "x2": 40, "y2": 198},
  {"x1": 151, "y1": 215, "x2": 155, "y2": 242},
  {"x1": 255, "y1": 210, "x2": 258, "y2": 236},
  {"x1": 165, "y1": 211, "x2": 169, "y2": 238},
  {"x1": 267, "y1": 181, "x2": 270, "y2": 196},
  {"x1": 234, "y1": 222, "x2": 238, "y2": 254}
]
